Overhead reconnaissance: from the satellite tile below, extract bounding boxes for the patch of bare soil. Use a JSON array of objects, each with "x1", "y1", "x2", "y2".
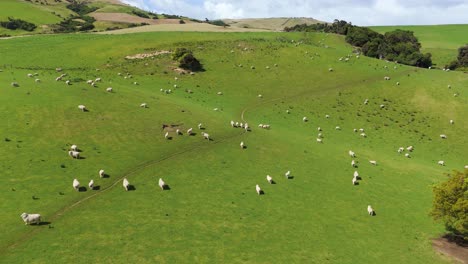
[
  {"x1": 91, "y1": 12, "x2": 181, "y2": 25},
  {"x1": 173, "y1": 67, "x2": 194, "y2": 75},
  {"x1": 433, "y1": 236, "x2": 468, "y2": 263},
  {"x1": 125, "y1": 50, "x2": 171, "y2": 60}
]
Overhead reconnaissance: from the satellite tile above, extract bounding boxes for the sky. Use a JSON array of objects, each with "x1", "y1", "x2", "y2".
[{"x1": 121, "y1": 0, "x2": 468, "y2": 26}]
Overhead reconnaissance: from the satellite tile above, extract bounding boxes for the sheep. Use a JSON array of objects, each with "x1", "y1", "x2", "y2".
[
  {"x1": 20, "y1": 213, "x2": 41, "y2": 225},
  {"x1": 353, "y1": 128, "x2": 358, "y2": 132},
  {"x1": 450, "y1": 120, "x2": 454, "y2": 124},
  {"x1": 438, "y1": 160, "x2": 445, "y2": 166},
  {"x1": 364, "y1": 99, "x2": 369, "y2": 105},
  {"x1": 255, "y1": 184, "x2": 262, "y2": 195},
  {"x1": 384, "y1": 76, "x2": 391, "y2": 80},
  {"x1": 230, "y1": 121, "x2": 235, "y2": 127},
  {"x1": 407, "y1": 146, "x2": 414, "y2": 152},
  {"x1": 354, "y1": 171, "x2": 359, "y2": 177},
  {"x1": 55, "y1": 77, "x2": 62, "y2": 81},
  {"x1": 244, "y1": 123, "x2": 249, "y2": 131},
  {"x1": 360, "y1": 133, "x2": 367, "y2": 138},
  {"x1": 187, "y1": 128, "x2": 193, "y2": 135},
  {"x1": 198, "y1": 123, "x2": 203, "y2": 130},
  {"x1": 86, "y1": 80, "x2": 93, "y2": 84},
  {"x1": 106, "y1": 87, "x2": 113, "y2": 92},
  {"x1": 258, "y1": 94, "x2": 263, "y2": 98},
  {"x1": 351, "y1": 160, "x2": 357, "y2": 168},
  {"x1": 266, "y1": 175, "x2": 273, "y2": 184},
  {"x1": 240, "y1": 123, "x2": 244, "y2": 128},
  {"x1": 91, "y1": 82, "x2": 96, "y2": 87},
  {"x1": 88, "y1": 180, "x2": 94, "y2": 190},
  {"x1": 70, "y1": 145, "x2": 77, "y2": 151},
  {"x1": 369, "y1": 160, "x2": 377, "y2": 165},
  {"x1": 140, "y1": 103, "x2": 147, "y2": 108},
  {"x1": 303, "y1": 117, "x2": 308, "y2": 122},
  {"x1": 349, "y1": 150, "x2": 355, "y2": 158},
  {"x1": 158, "y1": 178, "x2": 166, "y2": 190},
  {"x1": 65, "y1": 80, "x2": 71, "y2": 85},
  {"x1": 95, "y1": 78, "x2": 101, "y2": 82},
  {"x1": 396, "y1": 82, "x2": 400, "y2": 85},
  {"x1": 464, "y1": 165, "x2": 468, "y2": 169},
  {"x1": 405, "y1": 153, "x2": 410, "y2": 158},
  {"x1": 240, "y1": 141, "x2": 245, "y2": 149},
  {"x1": 164, "y1": 132, "x2": 169, "y2": 139},
  {"x1": 398, "y1": 147, "x2": 404, "y2": 153},
  {"x1": 176, "y1": 129, "x2": 182, "y2": 135},
  {"x1": 380, "y1": 104, "x2": 385, "y2": 109},
  {"x1": 35, "y1": 79, "x2": 41, "y2": 83},
  {"x1": 335, "y1": 126, "x2": 341, "y2": 130},
  {"x1": 285, "y1": 171, "x2": 291, "y2": 179},
  {"x1": 262, "y1": 124, "x2": 270, "y2": 129},
  {"x1": 123, "y1": 178, "x2": 130, "y2": 191},
  {"x1": 286, "y1": 110, "x2": 290, "y2": 114},
  {"x1": 27, "y1": 73, "x2": 33, "y2": 78},
  {"x1": 367, "y1": 205, "x2": 375, "y2": 216},
  {"x1": 440, "y1": 134, "x2": 447, "y2": 139},
  {"x1": 99, "y1": 169, "x2": 105, "y2": 178},
  {"x1": 352, "y1": 177, "x2": 357, "y2": 185},
  {"x1": 173, "y1": 84, "x2": 178, "y2": 88},
  {"x1": 359, "y1": 128, "x2": 364, "y2": 132},
  {"x1": 68, "y1": 151, "x2": 80, "y2": 159},
  {"x1": 447, "y1": 85, "x2": 451, "y2": 89},
  {"x1": 202, "y1": 132, "x2": 210, "y2": 140},
  {"x1": 325, "y1": 114, "x2": 330, "y2": 118},
  {"x1": 316, "y1": 138, "x2": 323, "y2": 143},
  {"x1": 328, "y1": 68, "x2": 333, "y2": 72},
  {"x1": 317, "y1": 127, "x2": 322, "y2": 131},
  {"x1": 217, "y1": 92, "x2": 223, "y2": 95},
  {"x1": 73, "y1": 179, "x2": 80, "y2": 191},
  {"x1": 78, "y1": 105, "x2": 86, "y2": 112}
]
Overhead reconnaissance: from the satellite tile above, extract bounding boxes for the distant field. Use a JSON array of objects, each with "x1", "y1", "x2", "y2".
[
  {"x1": 98, "y1": 23, "x2": 269, "y2": 33},
  {"x1": 224, "y1": 17, "x2": 321, "y2": 31},
  {"x1": 371, "y1": 24, "x2": 468, "y2": 68}
]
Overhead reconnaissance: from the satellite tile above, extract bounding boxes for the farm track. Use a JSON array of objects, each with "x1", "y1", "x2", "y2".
[{"x1": 2, "y1": 66, "x2": 414, "y2": 253}]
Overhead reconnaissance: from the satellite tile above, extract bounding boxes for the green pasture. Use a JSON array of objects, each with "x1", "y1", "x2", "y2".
[
  {"x1": 0, "y1": 31, "x2": 467, "y2": 263},
  {"x1": 371, "y1": 24, "x2": 468, "y2": 68}
]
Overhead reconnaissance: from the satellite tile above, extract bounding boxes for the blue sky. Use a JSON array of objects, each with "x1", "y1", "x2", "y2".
[{"x1": 122, "y1": 0, "x2": 468, "y2": 26}]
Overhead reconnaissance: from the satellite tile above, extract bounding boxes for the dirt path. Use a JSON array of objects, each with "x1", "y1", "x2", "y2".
[{"x1": 433, "y1": 238, "x2": 468, "y2": 263}]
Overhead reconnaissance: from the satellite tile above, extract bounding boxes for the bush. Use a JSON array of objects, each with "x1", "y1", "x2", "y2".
[
  {"x1": 207, "y1": 20, "x2": 229, "y2": 27},
  {"x1": 172, "y1": 48, "x2": 203, "y2": 71},
  {"x1": 431, "y1": 170, "x2": 468, "y2": 241},
  {"x1": 0, "y1": 17, "x2": 37, "y2": 31},
  {"x1": 132, "y1": 10, "x2": 150, "y2": 19},
  {"x1": 66, "y1": 2, "x2": 98, "y2": 16},
  {"x1": 179, "y1": 19, "x2": 185, "y2": 24}
]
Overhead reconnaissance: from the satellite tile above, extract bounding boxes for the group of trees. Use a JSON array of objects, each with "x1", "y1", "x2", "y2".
[
  {"x1": 285, "y1": 20, "x2": 432, "y2": 68},
  {"x1": 447, "y1": 45, "x2": 468, "y2": 70},
  {"x1": 171, "y1": 48, "x2": 203, "y2": 72},
  {"x1": 0, "y1": 17, "x2": 37, "y2": 31}
]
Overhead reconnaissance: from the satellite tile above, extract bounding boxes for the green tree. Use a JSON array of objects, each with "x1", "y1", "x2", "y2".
[
  {"x1": 171, "y1": 48, "x2": 203, "y2": 71},
  {"x1": 457, "y1": 45, "x2": 468, "y2": 66},
  {"x1": 431, "y1": 170, "x2": 468, "y2": 241}
]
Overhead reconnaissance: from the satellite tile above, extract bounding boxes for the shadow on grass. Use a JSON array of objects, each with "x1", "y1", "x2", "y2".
[
  {"x1": 127, "y1": 185, "x2": 136, "y2": 191},
  {"x1": 78, "y1": 186, "x2": 87, "y2": 192}
]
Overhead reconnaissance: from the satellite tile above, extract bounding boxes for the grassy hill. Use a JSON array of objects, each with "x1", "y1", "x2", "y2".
[
  {"x1": 371, "y1": 24, "x2": 468, "y2": 68},
  {"x1": 224, "y1": 17, "x2": 321, "y2": 31},
  {"x1": 0, "y1": 30, "x2": 467, "y2": 263}
]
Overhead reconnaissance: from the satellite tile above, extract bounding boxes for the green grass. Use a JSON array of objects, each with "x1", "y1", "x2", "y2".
[
  {"x1": 371, "y1": 24, "x2": 468, "y2": 68},
  {"x1": 0, "y1": 31, "x2": 466, "y2": 263}
]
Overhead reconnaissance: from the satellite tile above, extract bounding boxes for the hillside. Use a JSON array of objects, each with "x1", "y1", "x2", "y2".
[
  {"x1": 371, "y1": 24, "x2": 468, "y2": 68},
  {"x1": 223, "y1": 17, "x2": 321, "y2": 31},
  {"x1": 0, "y1": 30, "x2": 467, "y2": 263}
]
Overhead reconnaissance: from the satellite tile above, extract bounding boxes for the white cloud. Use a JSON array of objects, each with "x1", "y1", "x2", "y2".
[{"x1": 122, "y1": 0, "x2": 468, "y2": 26}]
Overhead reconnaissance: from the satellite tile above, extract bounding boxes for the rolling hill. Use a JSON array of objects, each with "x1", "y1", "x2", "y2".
[
  {"x1": 0, "y1": 29, "x2": 467, "y2": 263},
  {"x1": 223, "y1": 17, "x2": 322, "y2": 31}
]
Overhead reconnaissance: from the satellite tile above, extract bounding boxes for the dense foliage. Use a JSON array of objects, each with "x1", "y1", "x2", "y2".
[
  {"x1": 207, "y1": 20, "x2": 230, "y2": 27},
  {"x1": 171, "y1": 48, "x2": 203, "y2": 71},
  {"x1": 0, "y1": 17, "x2": 37, "y2": 31},
  {"x1": 285, "y1": 20, "x2": 432, "y2": 68},
  {"x1": 431, "y1": 170, "x2": 468, "y2": 241},
  {"x1": 447, "y1": 45, "x2": 468, "y2": 70},
  {"x1": 52, "y1": 15, "x2": 95, "y2": 33},
  {"x1": 132, "y1": 10, "x2": 150, "y2": 19},
  {"x1": 66, "y1": 1, "x2": 98, "y2": 16}
]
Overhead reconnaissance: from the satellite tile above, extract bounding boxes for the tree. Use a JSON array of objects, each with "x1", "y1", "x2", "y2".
[
  {"x1": 457, "y1": 45, "x2": 468, "y2": 66},
  {"x1": 431, "y1": 170, "x2": 468, "y2": 241},
  {"x1": 171, "y1": 48, "x2": 203, "y2": 71}
]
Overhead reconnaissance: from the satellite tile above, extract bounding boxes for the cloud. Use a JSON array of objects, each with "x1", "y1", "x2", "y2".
[{"x1": 122, "y1": 0, "x2": 468, "y2": 26}]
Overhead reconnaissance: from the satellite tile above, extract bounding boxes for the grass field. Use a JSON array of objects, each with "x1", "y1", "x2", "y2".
[
  {"x1": 371, "y1": 24, "x2": 468, "y2": 68},
  {"x1": 224, "y1": 17, "x2": 322, "y2": 31},
  {"x1": 0, "y1": 31, "x2": 467, "y2": 263}
]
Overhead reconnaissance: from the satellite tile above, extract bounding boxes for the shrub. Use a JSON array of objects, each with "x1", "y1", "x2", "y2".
[
  {"x1": 172, "y1": 48, "x2": 203, "y2": 71},
  {"x1": 132, "y1": 10, "x2": 150, "y2": 19},
  {"x1": 0, "y1": 17, "x2": 37, "y2": 31}
]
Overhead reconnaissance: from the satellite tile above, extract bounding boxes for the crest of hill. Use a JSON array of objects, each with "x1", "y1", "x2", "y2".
[{"x1": 223, "y1": 17, "x2": 322, "y2": 31}]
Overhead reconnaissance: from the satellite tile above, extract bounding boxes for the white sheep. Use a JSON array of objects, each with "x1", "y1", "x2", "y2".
[
  {"x1": 244, "y1": 123, "x2": 249, "y2": 131},
  {"x1": 440, "y1": 134, "x2": 447, "y2": 139},
  {"x1": 255, "y1": 184, "x2": 262, "y2": 195},
  {"x1": 367, "y1": 205, "x2": 375, "y2": 215},
  {"x1": 351, "y1": 160, "x2": 357, "y2": 168},
  {"x1": 285, "y1": 171, "x2": 291, "y2": 179},
  {"x1": 140, "y1": 103, "x2": 147, "y2": 108},
  {"x1": 407, "y1": 146, "x2": 414, "y2": 152},
  {"x1": 317, "y1": 127, "x2": 322, "y2": 131},
  {"x1": 450, "y1": 120, "x2": 454, "y2": 124},
  {"x1": 438, "y1": 160, "x2": 445, "y2": 166},
  {"x1": 325, "y1": 114, "x2": 330, "y2": 118},
  {"x1": 65, "y1": 80, "x2": 71, "y2": 85},
  {"x1": 99, "y1": 169, "x2": 105, "y2": 178},
  {"x1": 349, "y1": 150, "x2": 355, "y2": 158},
  {"x1": 352, "y1": 177, "x2": 357, "y2": 185},
  {"x1": 176, "y1": 129, "x2": 181, "y2": 135},
  {"x1": 78, "y1": 105, "x2": 86, "y2": 112},
  {"x1": 88, "y1": 180, "x2": 94, "y2": 190},
  {"x1": 316, "y1": 138, "x2": 323, "y2": 143},
  {"x1": 68, "y1": 151, "x2": 80, "y2": 159},
  {"x1": 398, "y1": 147, "x2": 404, "y2": 153},
  {"x1": 95, "y1": 78, "x2": 101, "y2": 82},
  {"x1": 55, "y1": 76, "x2": 62, "y2": 81},
  {"x1": 258, "y1": 94, "x2": 263, "y2": 98},
  {"x1": 73, "y1": 179, "x2": 80, "y2": 191},
  {"x1": 198, "y1": 123, "x2": 203, "y2": 129},
  {"x1": 70, "y1": 145, "x2": 77, "y2": 151},
  {"x1": 27, "y1": 73, "x2": 33, "y2": 78},
  {"x1": 328, "y1": 68, "x2": 333, "y2": 72},
  {"x1": 396, "y1": 82, "x2": 400, "y2": 85},
  {"x1": 187, "y1": 128, "x2": 193, "y2": 135},
  {"x1": 230, "y1": 121, "x2": 235, "y2": 127},
  {"x1": 384, "y1": 76, "x2": 390, "y2": 80},
  {"x1": 86, "y1": 80, "x2": 93, "y2": 84},
  {"x1": 164, "y1": 132, "x2": 169, "y2": 139},
  {"x1": 369, "y1": 160, "x2": 377, "y2": 165},
  {"x1": 353, "y1": 128, "x2": 358, "y2": 132},
  {"x1": 240, "y1": 141, "x2": 245, "y2": 149},
  {"x1": 202, "y1": 132, "x2": 210, "y2": 140},
  {"x1": 354, "y1": 171, "x2": 359, "y2": 177},
  {"x1": 359, "y1": 128, "x2": 364, "y2": 132},
  {"x1": 360, "y1": 133, "x2": 367, "y2": 138},
  {"x1": 20, "y1": 213, "x2": 41, "y2": 225},
  {"x1": 123, "y1": 178, "x2": 130, "y2": 191},
  {"x1": 266, "y1": 175, "x2": 273, "y2": 184},
  {"x1": 158, "y1": 178, "x2": 166, "y2": 190},
  {"x1": 405, "y1": 153, "x2": 410, "y2": 158},
  {"x1": 318, "y1": 133, "x2": 322, "y2": 138},
  {"x1": 464, "y1": 165, "x2": 468, "y2": 169},
  {"x1": 335, "y1": 126, "x2": 341, "y2": 130},
  {"x1": 303, "y1": 117, "x2": 308, "y2": 122},
  {"x1": 106, "y1": 87, "x2": 113, "y2": 92},
  {"x1": 35, "y1": 79, "x2": 41, "y2": 83},
  {"x1": 380, "y1": 104, "x2": 385, "y2": 109},
  {"x1": 217, "y1": 92, "x2": 223, "y2": 95}
]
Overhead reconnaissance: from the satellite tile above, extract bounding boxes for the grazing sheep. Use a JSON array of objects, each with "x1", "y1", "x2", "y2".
[
  {"x1": 352, "y1": 177, "x2": 357, "y2": 185},
  {"x1": 285, "y1": 171, "x2": 291, "y2": 179},
  {"x1": 202, "y1": 132, "x2": 210, "y2": 140},
  {"x1": 65, "y1": 80, "x2": 71, "y2": 85},
  {"x1": 303, "y1": 117, "x2": 308, "y2": 122},
  {"x1": 328, "y1": 68, "x2": 333, "y2": 72},
  {"x1": 230, "y1": 121, "x2": 235, "y2": 127},
  {"x1": 384, "y1": 76, "x2": 390, "y2": 80},
  {"x1": 364, "y1": 99, "x2": 369, "y2": 105},
  {"x1": 140, "y1": 103, "x2": 147, "y2": 108},
  {"x1": 450, "y1": 120, "x2": 454, "y2": 124},
  {"x1": 316, "y1": 138, "x2": 323, "y2": 143},
  {"x1": 349, "y1": 150, "x2": 356, "y2": 158},
  {"x1": 240, "y1": 123, "x2": 244, "y2": 128},
  {"x1": 380, "y1": 104, "x2": 385, "y2": 109},
  {"x1": 359, "y1": 128, "x2": 364, "y2": 132},
  {"x1": 354, "y1": 171, "x2": 359, "y2": 177},
  {"x1": 73, "y1": 179, "x2": 80, "y2": 191},
  {"x1": 27, "y1": 73, "x2": 33, "y2": 78},
  {"x1": 198, "y1": 123, "x2": 203, "y2": 129},
  {"x1": 405, "y1": 153, "x2": 410, "y2": 158},
  {"x1": 286, "y1": 109, "x2": 290, "y2": 114},
  {"x1": 255, "y1": 184, "x2": 262, "y2": 195},
  {"x1": 317, "y1": 127, "x2": 322, "y2": 131},
  {"x1": 367, "y1": 205, "x2": 375, "y2": 216},
  {"x1": 70, "y1": 145, "x2": 77, "y2": 151},
  {"x1": 325, "y1": 114, "x2": 330, "y2": 118},
  {"x1": 398, "y1": 147, "x2": 404, "y2": 153},
  {"x1": 95, "y1": 78, "x2": 101, "y2": 82},
  {"x1": 176, "y1": 129, "x2": 182, "y2": 135},
  {"x1": 240, "y1": 141, "x2": 245, "y2": 149},
  {"x1": 99, "y1": 169, "x2": 105, "y2": 178},
  {"x1": 86, "y1": 80, "x2": 93, "y2": 84},
  {"x1": 353, "y1": 128, "x2": 358, "y2": 132},
  {"x1": 351, "y1": 160, "x2": 357, "y2": 168},
  {"x1": 123, "y1": 178, "x2": 130, "y2": 191},
  {"x1": 266, "y1": 175, "x2": 273, "y2": 184},
  {"x1": 68, "y1": 151, "x2": 80, "y2": 159},
  {"x1": 244, "y1": 123, "x2": 249, "y2": 131},
  {"x1": 217, "y1": 92, "x2": 223, "y2": 95},
  {"x1": 396, "y1": 82, "x2": 400, "y2": 85},
  {"x1": 158, "y1": 178, "x2": 166, "y2": 190},
  {"x1": 258, "y1": 94, "x2": 263, "y2": 98},
  {"x1": 78, "y1": 105, "x2": 86, "y2": 111},
  {"x1": 20, "y1": 213, "x2": 41, "y2": 225},
  {"x1": 335, "y1": 126, "x2": 341, "y2": 130},
  {"x1": 407, "y1": 146, "x2": 414, "y2": 152},
  {"x1": 88, "y1": 180, "x2": 94, "y2": 190},
  {"x1": 447, "y1": 85, "x2": 451, "y2": 89},
  {"x1": 55, "y1": 77, "x2": 62, "y2": 81},
  {"x1": 106, "y1": 87, "x2": 113, "y2": 92},
  {"x1": 440, "y1": 134, "x2": 447, "y2": 139},
  {"x1": 35, "y1": 79, "x2": 41, "y2": 83},
  {"x1": 165, "y1": 132, "x2": 169, "y2": 139},
  {"x1": 369, "y1": 160, "x2": 377, "y2": 165},
  {"x1": 187, "y1": 128, "x2": 193, "y2": 135},
  {"x1": 318, "y1": 133, "x2": 323, "y2": 138},
  {"x1": 360, "y1": 133, "x2": 367, "y2": 138},
  {"x1": 262, "y1": 124, "x2": 270, "y2": 129},
  {"x1": 464, "y1": 165, "x2": 468, "y2": 169},
  {"x1": 438, "y1": 160, "x2": 445, "y2": 166}
]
